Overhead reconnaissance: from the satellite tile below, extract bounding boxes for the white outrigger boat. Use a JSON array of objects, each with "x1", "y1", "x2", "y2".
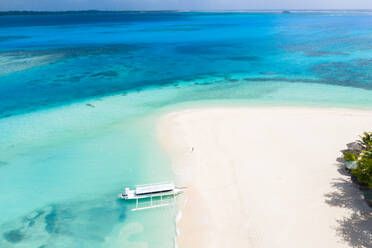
[{"x1": 119, "y1": 182, "x2": 185, "y2": 211}]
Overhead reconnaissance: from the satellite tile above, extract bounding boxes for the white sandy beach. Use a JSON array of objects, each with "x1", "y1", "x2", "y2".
[{"x1": 158, "y1": 107, "x2": 372, "y2": 248}]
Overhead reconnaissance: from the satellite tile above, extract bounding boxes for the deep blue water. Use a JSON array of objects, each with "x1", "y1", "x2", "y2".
[{"x1": 1, "y1": 11, "x2": 372, "y2": 118}]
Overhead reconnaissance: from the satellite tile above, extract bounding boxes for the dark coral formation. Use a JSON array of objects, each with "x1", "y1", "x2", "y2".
[
  {"x1": 3, "y1": 229, "x2": 24, "y2": 243},
  {"x1": 1, "y1": 198, "x2": 127, "y2": 247}
]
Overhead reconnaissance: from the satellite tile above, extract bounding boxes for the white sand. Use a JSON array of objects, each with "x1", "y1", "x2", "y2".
[{"x1": 158, "y1": 107, "x2": 372, "y2": 248}]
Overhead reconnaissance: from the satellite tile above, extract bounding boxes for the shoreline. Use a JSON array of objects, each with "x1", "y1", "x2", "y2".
[{"x1": 158, "y1": 106, "x2": 372, "y2": 248}]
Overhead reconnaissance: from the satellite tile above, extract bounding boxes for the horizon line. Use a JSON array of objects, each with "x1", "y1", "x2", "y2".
[
  {"x1": 1, "y1": 9, "x2": 372, "y2": 16},
  {"x1": 1, "y1": 9, "x2": 372, "y2": 12}
]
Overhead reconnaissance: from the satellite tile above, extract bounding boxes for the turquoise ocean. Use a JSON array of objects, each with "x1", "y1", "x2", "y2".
[{"x1": 0, "y1": 11, "x2": 372, "y2": 248}]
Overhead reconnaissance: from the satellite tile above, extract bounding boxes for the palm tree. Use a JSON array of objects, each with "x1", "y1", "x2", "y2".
[{"x1": 358, "y1": 132, "x2": 372, "y2": 151}]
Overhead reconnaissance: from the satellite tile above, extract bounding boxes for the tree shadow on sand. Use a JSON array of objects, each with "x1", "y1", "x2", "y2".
[{"x1": 324, "y1": 162, "x2": 371, "y2": 248}]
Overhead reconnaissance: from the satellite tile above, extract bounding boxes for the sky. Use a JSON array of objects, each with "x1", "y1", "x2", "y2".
[{"x1": 1, "y1": 0, "x2": 372, "y2": 11}]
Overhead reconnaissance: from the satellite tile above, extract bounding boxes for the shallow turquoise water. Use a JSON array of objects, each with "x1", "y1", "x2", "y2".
[
  {"x1": 1, "y1": 11, "x2": 372, "y2": 248},
  {"x1": 0, "y1": 102, "x2": 177, "y2": 247}
]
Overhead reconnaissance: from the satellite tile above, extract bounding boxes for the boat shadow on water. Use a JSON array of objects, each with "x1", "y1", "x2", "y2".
[{"x1": 324, "y1": 159, "x2": 372, "y2": 248}]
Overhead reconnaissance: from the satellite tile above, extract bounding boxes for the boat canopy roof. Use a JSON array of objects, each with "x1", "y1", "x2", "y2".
[{"x1": 135, "y1": 183, "x2": 174, "y2": 195}]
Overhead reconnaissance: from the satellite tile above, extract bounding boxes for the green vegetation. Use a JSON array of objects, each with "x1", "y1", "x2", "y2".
[
  {"x1": 344, "y1": 132, "x2": 372, "y2": 189},
  {"x1": 358, "y1": 131, "x2": 372, "y2": 151},
  {"x1": 343, "y1": 151, "x2": 358, "y2": 162},
  {"x1": 351, "y1": 150, "x2": 372, "y2": 188}
]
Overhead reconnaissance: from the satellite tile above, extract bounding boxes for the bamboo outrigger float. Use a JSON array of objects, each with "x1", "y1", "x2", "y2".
[{"x1": 118, "y1": 182, "x2": 185, "y2": 211}]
